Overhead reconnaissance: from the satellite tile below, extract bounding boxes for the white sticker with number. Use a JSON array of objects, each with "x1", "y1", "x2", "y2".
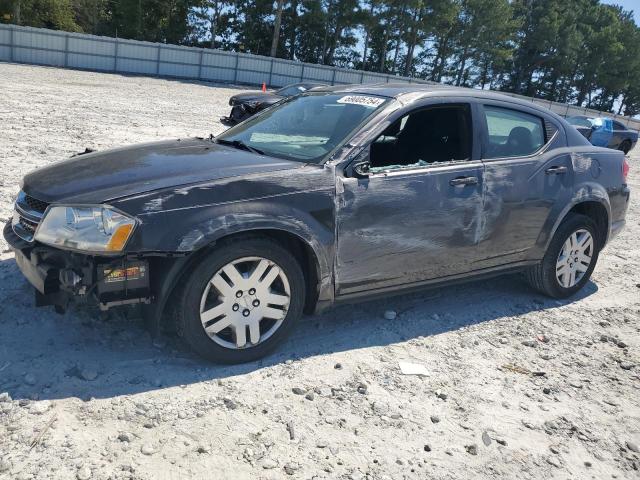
[{"x1": 337, "y1": 95, "x2": 385, "y2": 108}]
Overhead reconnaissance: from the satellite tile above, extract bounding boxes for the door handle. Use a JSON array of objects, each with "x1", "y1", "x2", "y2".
[
  {"x1": 449, "y1": 176, "x2": 478, "y2": 186},
  {"x1": 545, "y1": 166, "x2": 567, "y2": 175}
]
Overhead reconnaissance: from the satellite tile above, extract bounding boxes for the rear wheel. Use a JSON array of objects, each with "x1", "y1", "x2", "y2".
[
  {"x1": 178, "y1": 237, "x2": 305, "y2": 363},
  {"x1": 525, "y1": 214, "x2": 600, "y2": 298}
]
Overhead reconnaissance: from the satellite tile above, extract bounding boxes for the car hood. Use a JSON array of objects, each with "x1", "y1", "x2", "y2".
[
  {"x1": 231, "y1": 92, "x2": 283, "y2": 105},
  {"x1": 22, "y1": 138, "x2": 302, "y2": 204}
]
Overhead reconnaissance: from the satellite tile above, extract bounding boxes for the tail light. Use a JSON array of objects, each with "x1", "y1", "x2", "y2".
[{"x1": 622, "y1": 157, "x2": 629, "y2": 182}]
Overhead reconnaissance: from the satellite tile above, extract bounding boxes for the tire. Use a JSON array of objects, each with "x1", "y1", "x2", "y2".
[
  {"x1": 177, "y1": 237, "x2": 305, "y2": 363},
  {"x1": 619, "y1": 140, "x2": 631, "y2": 155},
  {"x1": 525, "y1": 214, "x2": 600, "y2": 299}
]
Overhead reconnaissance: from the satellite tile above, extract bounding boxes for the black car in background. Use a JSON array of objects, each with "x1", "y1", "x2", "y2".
[
  {"x1": 221, "y1": 82, "x2": 327, "y2": 125},
  {"x1": 566, "y1": 115, "x2": 638, "y2": 154},
  {"x1": 4, "y1": 85, "x2": 631, "y2": 363}
]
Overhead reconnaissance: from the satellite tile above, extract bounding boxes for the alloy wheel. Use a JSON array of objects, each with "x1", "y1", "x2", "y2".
[
  {"x1": 199, "y1": 256, "x2": 291, "y2": 349},
  {"x1": 555, "y1": 229, "x2": 594, "y2": 288}
]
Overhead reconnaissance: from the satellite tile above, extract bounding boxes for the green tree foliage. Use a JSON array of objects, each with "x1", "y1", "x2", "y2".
[
  {"x1": 100, "y1": 0, "x2": 195, "y2": 43},
  {"x1": 451, "y1": 0, "x2": 519, "y2": 88},
  {"x1": 0, "y1": 0, "x2": 81, "y2": 30},
  {"x1": 71, "y1": 0, "x2": 109, "y2": 34},
  {"x1": 1, "y1": 0, "x2": 639, "y2": 115}
]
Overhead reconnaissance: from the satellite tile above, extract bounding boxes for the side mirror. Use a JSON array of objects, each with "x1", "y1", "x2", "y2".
[
  {"x1": 353, "y1": 161, "x2": 371, "y2": 177},
  {"x1": 346, "y1": 145, "x2": 372, "y2": 178}
]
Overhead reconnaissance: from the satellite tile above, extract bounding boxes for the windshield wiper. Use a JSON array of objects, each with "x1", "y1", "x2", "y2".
[{"x1": 216, "y1": 139, "x2": 264, "y2": 155}]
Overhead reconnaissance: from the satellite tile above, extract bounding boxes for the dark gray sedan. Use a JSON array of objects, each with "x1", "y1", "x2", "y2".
[
  {"x1": 221, "y1": 82, "x2": 327, "y2": 125},
  {"x1": 4, "y1": 84, "x2": 631, "y2": 363}
]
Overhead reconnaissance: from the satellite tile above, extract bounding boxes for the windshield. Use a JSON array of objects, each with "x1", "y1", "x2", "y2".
[
  {"x1": 276, "y1": 84, "x2": 310, "y2": 97},
  {"x1": 216, "y1": 93, "x2": 389, "y2": 163}
]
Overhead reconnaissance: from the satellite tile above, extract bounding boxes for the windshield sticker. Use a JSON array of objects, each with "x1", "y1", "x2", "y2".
[{"x1": 337, "y1": 95, "x2": 385, "y2": 108}]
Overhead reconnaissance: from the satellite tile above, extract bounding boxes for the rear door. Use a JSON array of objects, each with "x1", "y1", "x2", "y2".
[{"x1": 475, "y1": 102, "x2": 572, "y2": 268}]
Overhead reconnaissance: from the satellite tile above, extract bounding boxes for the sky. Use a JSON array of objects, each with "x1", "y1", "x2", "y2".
[{"x1": 602, "y1": 0, "x2": 639, "y2": 24}]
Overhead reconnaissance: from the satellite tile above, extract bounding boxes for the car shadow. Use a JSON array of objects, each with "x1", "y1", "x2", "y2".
[{"x1": 0, "y1": 256, "x2": 598, "y2": 402}]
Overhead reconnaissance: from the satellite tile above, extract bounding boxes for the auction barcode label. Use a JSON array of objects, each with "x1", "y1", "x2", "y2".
[{"x1": 337, "y1": 95, "x2": 385, "y2": 107}]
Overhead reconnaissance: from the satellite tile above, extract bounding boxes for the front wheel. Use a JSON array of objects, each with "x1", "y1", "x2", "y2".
[
  {"x1": 525, "y1": 214, "x2": 600, "y2": 298},
  {"x1": 178, "y1": 238, "x2": 305, "y2": 363}
]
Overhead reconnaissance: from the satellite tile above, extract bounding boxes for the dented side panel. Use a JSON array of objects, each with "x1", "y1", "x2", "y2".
[
  {"x1": 477, "y1": 146, "x2": 574, "y2": 267},
  {"x1": 479, "y1": 144, "x2": 625, "y2": 267},
  {"x1": 111, "y1": 165, "x2": 336, "y2": 303},
  {"x1": 542, "y1": 148, "x2": 628, "y2": 250},
  {"x1": 335, "y1": 161, "x2": 485, "y2": 295}
]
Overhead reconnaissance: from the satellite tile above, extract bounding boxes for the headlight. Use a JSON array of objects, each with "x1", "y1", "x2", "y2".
[{"x1": 35, "y1": 205, "x2": 137, "y2": 253}]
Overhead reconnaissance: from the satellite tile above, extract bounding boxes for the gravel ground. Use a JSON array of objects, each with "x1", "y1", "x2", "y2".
[{"x1": 0, "y1": 63, "x2": 639, "y2": 480}]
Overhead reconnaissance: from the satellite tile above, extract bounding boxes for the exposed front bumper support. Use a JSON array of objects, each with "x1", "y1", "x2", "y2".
[
  {"x1": 220, "y1": 104, "x2": 253, "y2": 126},
  {"x1": 3, "y1": 221, "x2": 151, "y2": 311},
  {"x1": 13, "y1": 246, "x2": 54, "y2": 294}
]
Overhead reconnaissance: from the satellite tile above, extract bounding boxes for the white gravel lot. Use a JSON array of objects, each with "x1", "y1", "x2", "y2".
[{"x1": 0, "y1": 63, "x2": 639, "y2": 480}]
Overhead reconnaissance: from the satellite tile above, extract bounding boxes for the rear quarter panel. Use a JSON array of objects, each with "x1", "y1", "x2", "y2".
[{"x1": 537, "y1": 146, "x2": 628, "y2": 254}]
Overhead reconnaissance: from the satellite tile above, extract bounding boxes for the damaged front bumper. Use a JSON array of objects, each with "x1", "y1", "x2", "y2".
[
  {"x1": 220, "y1": 104, "x2": 253, "y2": 125},
  {"x1": 3, "y1": 221, "x2": 152, "y2": 311}
]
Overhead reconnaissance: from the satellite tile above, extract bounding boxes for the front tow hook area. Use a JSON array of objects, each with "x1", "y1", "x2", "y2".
[{"x1": 59, "y1": 268, "x2": 84, "y2": 292}]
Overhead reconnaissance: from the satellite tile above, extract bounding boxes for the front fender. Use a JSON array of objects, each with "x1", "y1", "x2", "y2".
[
  {"x1": 135, "y1": 191, "x2": 336, "y2": 332},
  {"x1": 142, "y1": 188, "x2": 333, "y2": 288},
  {"x1": 175, "y1": 201, "x2": 334, "y2": 277}
]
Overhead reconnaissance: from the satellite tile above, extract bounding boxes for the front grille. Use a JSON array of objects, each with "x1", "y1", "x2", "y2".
[
  {"x1": 12, "y1": 191, "x2": 47, "y2": 242},
  {"x1": 23, "y1": 194, "x2": 49, "y2": 214},
  {"x1": 19, "y1": 216, "x2": 38, "y2": 234}
]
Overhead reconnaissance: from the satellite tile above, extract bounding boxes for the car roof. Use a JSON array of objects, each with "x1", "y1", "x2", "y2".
[
  {"x1": 307, "y1": 82, "x2": 600, "y2": 148},
  {"x1": 315, "y1": 82, "x2": 563, "y2": 115}
]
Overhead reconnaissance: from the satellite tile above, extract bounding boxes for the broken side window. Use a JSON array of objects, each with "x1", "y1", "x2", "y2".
[{"x1": 368, "y1": 104, "x2": 473, "y2": 174}]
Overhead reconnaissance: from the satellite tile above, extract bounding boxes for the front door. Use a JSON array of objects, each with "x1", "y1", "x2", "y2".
[{"x1": 335, "y1": 103, "x2": 485, "y2": 296}]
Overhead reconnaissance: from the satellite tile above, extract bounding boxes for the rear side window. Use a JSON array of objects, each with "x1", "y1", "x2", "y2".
[
  {"x1": 483, "y1": 106, "x2": 545, "y2": 159},
  {"x1": 612, "y1": 121, "x2": 626, "y2": 130}
]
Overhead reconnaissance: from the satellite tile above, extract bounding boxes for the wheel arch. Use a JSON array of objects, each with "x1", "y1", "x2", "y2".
[
  {"x1": 150, "y1": 226, "x2": 331, "y2": 335},
  {"x1": 202, "y1": 227, "x2": 326, "y2": 315},
  {"x1": 566, "y1": 201, "x2": 609, "y2": 247},
  {"x1": 545, "y1": 196, "x2": 611, "y2": 252}
]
